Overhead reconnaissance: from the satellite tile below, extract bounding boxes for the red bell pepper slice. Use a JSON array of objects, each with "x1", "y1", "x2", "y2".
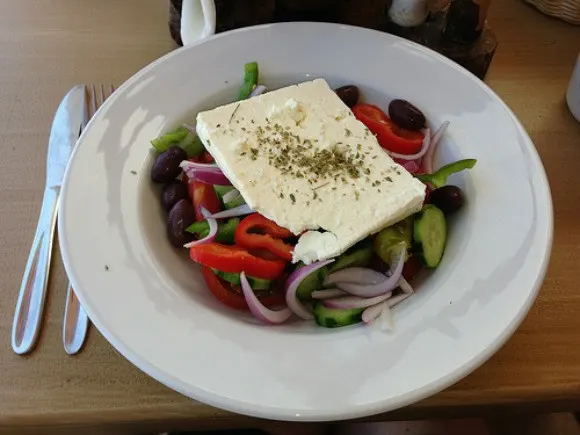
[
  {"x1": 190, "y1": 243, "x2": 286, "y2": 280},
  {"x1": 234, "y1": 213, "x2": 294, "y2": 261},
  {"x1": 201, "y1": 266, "x2": 285, "y2": 311},
  {"x1": 352, "y1": 104, "x2": 424, "y2": 155}
]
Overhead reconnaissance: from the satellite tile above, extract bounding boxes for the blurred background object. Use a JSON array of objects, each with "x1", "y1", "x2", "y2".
[
  {"x1": 523, "y1": 0, "x2": 580, "y2": 25},
  {"x1": 567, "y1": 52, "x2": 580, "y2": 122},
  {"x1": 168, "y1": 0, "x2": 498, "y2": 79}
]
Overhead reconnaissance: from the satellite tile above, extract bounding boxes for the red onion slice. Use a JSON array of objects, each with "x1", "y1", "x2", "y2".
[
  {"x1": 377, "y1": 303, "x2": 394, "y2": 331},
  {"x1": 183, "y1": 207, "x2": 218, "y2": 248},
  {"x1": 388, "y1": 128, "x2": 431, "y2": 160},
  {"x1": 191, "y1": 170, "x2": 232, "y2": 186},
  {"x1": 401, "y1": 160, "x2": 421, "y2": 175},
  {"x1": 240, "y1": 272, "x2": 293, "y2": 324},
  {"x1": 180, "y1": 161, "x2": 231, "y2": 186},
  {"x1": 362, "y1": 292, "x2": 412, "y2": 330},
  {"x1": 322, "y1": 292, "x2": 392, "y2": 310},
  {"x1": 325, "y1": 267, "x2": 387, "y2": 286},
  {"x1": 285, "y1": 259, "x2": 334, "y2": 320},
  {"x1": 363, "y1": 302, "x2": 394, "y2": 331},
  {"x1": 180, "y1": 160, "x2": 218, "y2": 169},
  {"x1": 311, "y1": 288, "x2": 348, "y2": 300},
  {"x1": 387, "y1": 292, "x2": 411, "y2": 308},
  {"x1": 249, "y1": 85, "x2": 267, "y2": 98},
  {"x1": 207, "y1": 203, "x2": 253, "y2": 219},
  {"x1": 335, "y1": 245, "x2": 406, "y2": 297},
  {"x1": 398, "y1": 276, "x2": 414, "y2": 294},
  {"x1": 423, "y1": 121, "x2": 450, "y2": 174},
  {"x1": 362, "y1": 302, "x2": 384, "y2": 324}
]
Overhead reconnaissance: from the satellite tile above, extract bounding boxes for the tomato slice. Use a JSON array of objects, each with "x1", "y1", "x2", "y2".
[
  {"x1": 402, "y1": 255, "x2": 423, "y2": 283},
  {"x1": 234, "y1": 213, "x2": 294, "y2": 261},
  {"x1": 189, "y1": 180, "x2": 222, "y2": 221},
  {"x1": 190, "y1": 243, "x2": 286, "y2": 280},
  {"x1": 189, "y1": 151, "x2": 214, "y2": 164},
  {"x1": 201, "y1": 266, "x2": 284, "y2": 310},
  {"x1": 352, "y1": 104, "x2": 424, "y2": 155}
]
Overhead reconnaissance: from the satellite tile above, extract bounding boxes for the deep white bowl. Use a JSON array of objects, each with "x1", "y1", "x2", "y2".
[{"x1": 59, "y1": 22, "x2": 553, "y2": 421}]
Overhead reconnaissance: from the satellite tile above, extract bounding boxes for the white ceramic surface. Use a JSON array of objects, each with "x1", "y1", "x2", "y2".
[{"x1": 59, "y1": 23, "x2": 553, "y2": 421}]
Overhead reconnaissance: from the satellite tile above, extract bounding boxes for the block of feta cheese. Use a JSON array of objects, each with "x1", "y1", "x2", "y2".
[{"x1": 196, "y1": 79, "x2": 426, "y2": 264}]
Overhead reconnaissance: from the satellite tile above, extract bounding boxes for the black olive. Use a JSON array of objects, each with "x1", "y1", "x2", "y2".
[
  {"x1": 388, "y1": 99, "x2": 427, "y2": 131},
  {"x1": 151, "y1": 146, "x2": 187, "y2": 183},
  {"x1": 335, "y1": 85, "x2": 360, "y2": 108},
  {"x1": 161, "y1": 180, "x2": 189, "y2": 212},
  {"x1": 429, "y1": 185, "x2": 464, "y2": 215},
  {"x1": 167, "y1": 199, "x2": 196, "y2": 248}
]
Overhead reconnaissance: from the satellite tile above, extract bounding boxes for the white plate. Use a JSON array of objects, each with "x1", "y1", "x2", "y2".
[{"x1": 59, "y1": 23, "x2": 553, "y2": 421}]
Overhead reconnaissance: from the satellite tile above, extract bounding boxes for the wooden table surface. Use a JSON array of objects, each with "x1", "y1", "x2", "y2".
[{"x1": 0, "y1": 0, "x2": 579, "y2": 433}]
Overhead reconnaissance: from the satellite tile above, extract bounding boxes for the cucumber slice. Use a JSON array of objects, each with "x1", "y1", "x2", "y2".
[
  {"x1": 295, "y1": 264, "x2": 328, "y2": 301},
  {"x1": 328, "y1": 240, "x2": 373, "y2": 273},
  {"x1": 313, "y1": 302, "x2": 363, "y2": 328},
  {"x1": 212, "y1": 268, "x2": 271, "y2": 290},
  {"x1": 413, "y1": 205, "x2": 447, "y2": 268}
]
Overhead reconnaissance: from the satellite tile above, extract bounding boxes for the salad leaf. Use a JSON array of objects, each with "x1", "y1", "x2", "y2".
[
  {"x1": 238, "y1": 61, "x2": 259, "y2": 100},
  {"x1": 417, "y1": 159, "x2": 477, "y2": 189}
]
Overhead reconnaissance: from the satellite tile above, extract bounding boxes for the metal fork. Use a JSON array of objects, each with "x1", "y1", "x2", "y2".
[{"x1": 62, "y1": 84, "x2": 114, "y2": 355}]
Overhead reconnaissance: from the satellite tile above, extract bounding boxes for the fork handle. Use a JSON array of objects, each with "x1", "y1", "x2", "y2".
[
  {"x1": 12, "y1": 187, "x2": 59, "y2": 355},
  {"x1": 63, "y1": 284, "x2": 89, "y2": 355}
]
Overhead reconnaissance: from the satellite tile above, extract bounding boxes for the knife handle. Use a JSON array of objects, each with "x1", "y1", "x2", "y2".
[{"x1": 12, "y1": 187, "x2": 59, "y2": 355}]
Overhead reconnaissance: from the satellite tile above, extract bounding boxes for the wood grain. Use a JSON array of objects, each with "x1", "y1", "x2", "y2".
[{"x1": 0, "y1": 0, "x2": 578, "y2": 433}]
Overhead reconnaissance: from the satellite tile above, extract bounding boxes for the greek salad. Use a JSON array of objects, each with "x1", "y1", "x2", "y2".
[{"x1": 149, "y1": 62, "x2": 476, "y2": 330}]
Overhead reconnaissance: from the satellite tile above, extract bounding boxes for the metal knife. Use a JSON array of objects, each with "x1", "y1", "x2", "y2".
[{"x1": 11, "y1": 85, "x2": 86, "y2": 355}]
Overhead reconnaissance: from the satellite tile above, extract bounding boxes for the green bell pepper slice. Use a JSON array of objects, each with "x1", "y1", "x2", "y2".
[
  {"x1": 238, "y1": 61, "x2": 259, "y2": 101},
  {"x1": 417, "y1": 159, "x2": 477, "y2": 189},
  {"x1": 151, "y1": 126, "x2": 204, "y2": 158},
  {"x1": 185, "y1": 218, "x2": 240, "y2": 245}
]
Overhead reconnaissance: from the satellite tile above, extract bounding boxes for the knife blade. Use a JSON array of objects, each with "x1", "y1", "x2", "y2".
[{"x1": 12, "y1": 85, "x2": 86, "y2": 355}]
